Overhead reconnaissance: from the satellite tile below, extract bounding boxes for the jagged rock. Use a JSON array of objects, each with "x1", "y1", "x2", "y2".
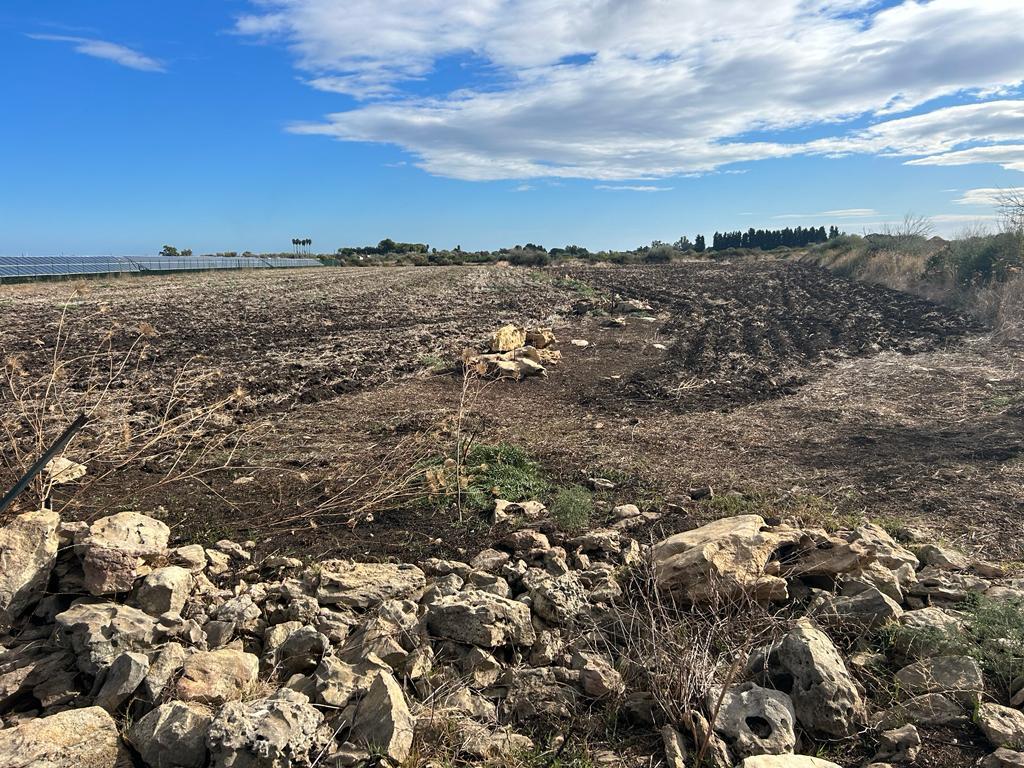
[
  {"x1": 894, "y1": 607, "x2": 963, "y2": 658},
  {"x1": 214, "y1": 539, "x2": 251, "y2": 561},
  {"x1": 490, "y1": 324, "x2": 527, "y2": 352},
  {"x1": 0, "y1": 510, "x2": 60, "y2": 630},
  {"x1": 841, "y1": 559, "x2": 915, "y2": 603},
  {"x1": 493, "y1": 499, "x2": 546, "y2": 524},
  {"x1": 129, "y1": 700, "x2": 212, "y2": 768},
  {"x1": 55, "y1": 601, "x2": 158, "y2": 676},
  {"x1": 910, "y1": 567, "x2": 990, "y2": 605},
  {"x1": 456, "y1": 719, "x2": 534, "y2": 759},
  {"x1": 571, "y1": 650, "x2": 624, "y2": 699},
  {"x1": 781, "y1": 528, "x2": 873, "y2": 578},
  {"x1": 176, "y1": 648, "x2": 259, "y2": 705},
  {"x1": 461, "y1": 646, "x2": 502, "y2": 688},
  {"x1": 136, "y1": 566, "x2": 192, "y2": 617},
  {"x1": 0, "y1": 705, "x2": 128, "y2": 767},
  {"x1": 172, "y1": 544, "x2": 208, "y2": 572},
  {"x1": 894, "y1": 656, "x2": 983, "y2": 703},
  {"x1": 738, "y1": 757, "x2": 843, "y2": 768},
  {"x1": 711, "y1": 681, "x2": 797, "y2": 759},
  {"x1": 916, "y1": 543, "x2": 970, "y2": 570},
  {"x1": 522, "y1": 569, "x2": 589, "y2": 624},
  {"x1": 349, "y1": 671, "x2": 415, "y2": 764},
  {"x1": 207, "y1": 688, "x2": 324, "y2": 768},
  {"x1": 752, "y1": 620, "x2": 865, "y2": 737},
  {"x1": 139, "y1": 641, "x2": 189, "y2": 706},
  {"x1": 312, "y1": 655, "x2": 388, "y2": 708},
  {"x1": 977, "y1": 704, "x2": 1024, "y2": 749},
  {"x1": 95, "y1": 651, "x2": 149, "y2": 711},
  {"x1": 425, "y1": 589, "x2": 536, "y2": 647},
  {"x1": 498, "y1": 667, "x2": 578, "y2": 722},
  {"x1": 205, "y1": 549, "x2": 231, "y2": 576},
  {"x1": 652, "y1": 515, "x2": 802, "y2": 603},
  {"x1": 264, "y1": 624, "x2": 328, "y2": 677},
  {"x1": 440, "y1": 684, "x2": 497, "y2": 720},
  {"x1": 850, "y1": 524, "x2": 919, "y2": 570},
  {"x1": 471, "y1": 548, "x2": 510, "y2": 572},
  {"x1": 983, "y1": 748, "x2": 1024, "y2": 767},
  {"x1": 502, "y1": 529, "x2": 551, "y2": 554},
  {"x1": 877, "y1": 693, "x2": 966, "y2": 729},
  {"x1": 874, "y1": 724, "x2": 921, "y2": 763},
  {"x1": 811, "y1": 586, "x2": 903, "y2": 629},
  {"x1": 214, "y1": 594, "x2": 264, "y2": 635},
  {"x1": 661, "y1": 725, "x2": 688, "y2": 768},
  {"x1": 316, "y1": 561, "x2": 425, "y2": 608},
  {"x1": 78, "y1": 512, "x2": 170, "y2": 595},
  {"x1": 682, "y1": 710, "x2": 732, "y2": 768}
]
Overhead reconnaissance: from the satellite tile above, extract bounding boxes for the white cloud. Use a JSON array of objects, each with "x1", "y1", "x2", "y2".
[
  {"x1": 931, "y1": 213, "x2": 999, "y2": 223},
  {"x1": 906, "y1": 144, "x2": 1024, "y2": 173},
  {"x1": 237, "y1": 0, "x2": 1024, "y2": 180},
  {"x1": 955, "y1": 187, "x2": 1024, "y2": 206},
  {"x1": 595, "y1": 185, "x2": 673, "y2": 192},
  {"x1": 28, "y1": 34, "x2": 165, "y2": 72},
  {"x1": 775, "y1": 208, "x2": 879, "y2": 219}
]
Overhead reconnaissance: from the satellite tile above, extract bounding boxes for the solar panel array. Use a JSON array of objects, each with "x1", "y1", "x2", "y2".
[{"x1": 0, "y1": 255, "x2": 323, "y2": 280}]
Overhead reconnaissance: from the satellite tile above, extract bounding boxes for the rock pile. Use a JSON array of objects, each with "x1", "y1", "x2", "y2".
[
  {"x1": 463, "y1": 324, "x2": 561, "y2": 379},
  {"x1": 0, "y1": 505, "x2": 1022, "y2": 767}
]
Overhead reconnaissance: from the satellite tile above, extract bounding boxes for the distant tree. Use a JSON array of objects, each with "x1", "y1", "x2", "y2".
[
  {"x1": 159, "y1": 245, "x2": 179, "y2": 258},
  {"x1": 181, "y1": 248, "x2": 193, "y2": 257},
  {"x1": 674, "y1": 236, "x2": 693, "y2": 251},
  {"x1": 694, "y1": 234, "x2": 706, "y2": 252}
]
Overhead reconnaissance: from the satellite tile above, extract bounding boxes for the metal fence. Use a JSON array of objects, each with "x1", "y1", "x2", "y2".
[{"x1": 0, "y1": 255, "x2": 323, "y2": 281}]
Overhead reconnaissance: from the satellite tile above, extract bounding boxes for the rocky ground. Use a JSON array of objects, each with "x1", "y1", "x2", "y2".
[
  {"x1": 3, "y1": 502, "x2": 1024, "y2": 767},
  {"x1": 2, "y1": 262, "x2": 1023, "y2": 766}
]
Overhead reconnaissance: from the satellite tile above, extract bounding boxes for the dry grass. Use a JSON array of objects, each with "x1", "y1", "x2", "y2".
[{"x1": 0, "y1": 290, "x2": 262, "y2": 518}]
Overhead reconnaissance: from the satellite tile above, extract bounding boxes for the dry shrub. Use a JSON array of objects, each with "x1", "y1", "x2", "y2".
[
  {"x1": 972, "y1": 275, "x2": 1024, "y2": 340},
  {"x1": 0, "y1": 292, "x2": 259, "y2": 517},
  {"x1": 602, "y1": 555, "x2": 789, "y2": 754}
]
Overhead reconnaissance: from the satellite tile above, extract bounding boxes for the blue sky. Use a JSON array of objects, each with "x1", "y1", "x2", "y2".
[{"x1": 2, "y1": 0, "x2": 1023, "y2": 255}]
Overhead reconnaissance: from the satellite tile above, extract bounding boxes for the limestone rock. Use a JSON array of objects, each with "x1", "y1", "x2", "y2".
[
  {"x1": 176, "y1": 648, "x2": 259, "y2": 705},
  {"x1": 754, "y1": 620, "x2": 865, "y2": 737},
  {"x1": 0, "y1": 510, "x2": 59, "y2": 630},
  {"x1": 812, "y1": 587, "x2": 903, "y2": 629},
  {"x1": 652, "y1": 515, "x2": 802, "y2": 603},
  {"x1": 94, "y1": 651, "x2": 149, "y2": 711},
  {"x1": 571, "y1": 650, "x2": 624, "y2": 699},
  {"x1": 738, "y1": 757, "x2": 843, "y2": 768},
  {"x1": 79, "y1": 512, "x2": 170, "y2": 595},
  {"x1": 350, "y1": 671, "x2": 415, "y2": 764},
  {"x1": 490, "y1": 324, "x2": 527, "y2": 352},
  {"x1": 55, "y1": 601, "x2": 158, "y2": 676},
  {"x1": 316, "y1": 561, "x2": 425, "y2": 609},
  {"x1": 45, "y1": 456, "x2": 87, "y2": 484},
  {"x1": 983, "y1": 749, "x2": 1024, "y2": 767},
  {"x1": 425, "y1": 589, "x2": 536, "y2": 647},
  {"x1": 522, "y1": 569, "x2": 588, "y2": 624},
  {"x1": 661, "y1": 725, "x2": 688, "y2": 768},
  {"x1": 877, "y1": 693, "x2": 966, "y2": 729},
  {"x1": 977, "y1": 704, "x2": 1024, "y2": 749},
  {"x1": 139, "y1": 641, "x2": 189, "y2": 706},
  {"x1": 129, "y1": 700, "x2": 212, "y2": 768},
  {"x1": 136, "y1": 566, "x2": 192, "y2": 617},
  {"x1": 894, "y1": 656, "x2": 984, "y2": 703},
  {"x1": 711, "y1": 681, "x2": 797, "y2": 759},
  {"x1": 0, "y1": 706, "x2": 127, "y2": 768},
  {"x1": 207, "y1": 688, "x2": 324, "y2": 768},
  {"x1": 874, "y1": 724, "x2": 921, "y2": 764}
]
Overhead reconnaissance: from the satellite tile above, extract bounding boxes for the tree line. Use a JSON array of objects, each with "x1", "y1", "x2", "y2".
[{"x1": 712, "y1": 225, "x2": 840, "y2": 250}]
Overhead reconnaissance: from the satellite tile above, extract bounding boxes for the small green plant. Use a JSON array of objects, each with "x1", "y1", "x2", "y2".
[
  {"x1": 550, "y1": 484, "x2": 593, "y2": 532},
  {"x1": 878, "y1": 594, "x2": 1024, "y2": 698},
  {"x1": 423, "y1": 442, "x2": 551, "y2": 515}
]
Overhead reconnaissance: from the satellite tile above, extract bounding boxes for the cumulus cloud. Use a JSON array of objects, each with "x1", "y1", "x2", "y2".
[
  {"x1": 236, "y1": 0, "x2": 1024, "y2": 180},
  {"x1": 28, "y1": 34, "x2": 165, "y2": 72}
]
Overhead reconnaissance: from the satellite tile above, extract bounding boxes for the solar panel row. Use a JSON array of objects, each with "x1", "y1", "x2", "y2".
[{"x1": 0, "y1": 256, "x2": 323, "y2": 279}]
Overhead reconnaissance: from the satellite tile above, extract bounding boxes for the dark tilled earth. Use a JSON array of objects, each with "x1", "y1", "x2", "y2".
[{"x1": 1, "y1": 261, "x2": 1019, "y2": 571}]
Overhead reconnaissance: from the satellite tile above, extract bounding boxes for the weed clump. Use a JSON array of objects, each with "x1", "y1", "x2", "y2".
[{"x1": 550, "y1": 484, "x2": 594, "y2": 532}]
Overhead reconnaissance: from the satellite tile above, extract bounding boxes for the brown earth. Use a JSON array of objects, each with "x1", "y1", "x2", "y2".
[{"x1": 1, "y1": 261, "x2": 1021, "y2": 568}]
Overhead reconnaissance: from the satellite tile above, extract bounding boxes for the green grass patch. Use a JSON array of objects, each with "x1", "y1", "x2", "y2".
[{"x1": 423, "y1": 442, "x2": 552, "y2": 515}]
